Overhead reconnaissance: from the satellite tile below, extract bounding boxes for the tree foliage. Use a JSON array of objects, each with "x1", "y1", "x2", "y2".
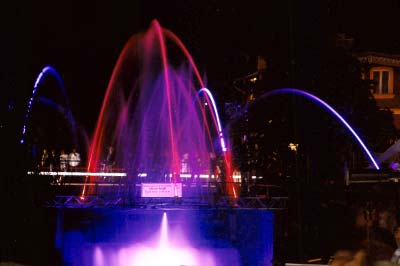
[{"x1": 229, "y1": 45, "x2": 396, "y2": 187}]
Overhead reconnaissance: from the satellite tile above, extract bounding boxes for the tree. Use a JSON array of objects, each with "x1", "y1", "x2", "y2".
[{"x1": 226, "y1": 44, "x2": 397, "y2": 261}]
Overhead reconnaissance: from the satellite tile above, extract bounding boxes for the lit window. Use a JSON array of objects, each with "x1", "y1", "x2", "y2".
[{"x1": 370, "y1": 67, "x2": 393, "y2": 96}]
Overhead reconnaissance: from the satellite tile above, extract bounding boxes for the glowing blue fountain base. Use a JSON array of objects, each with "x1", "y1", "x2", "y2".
[{"x1": 56, "y1": 208, "x2": 274, "y2": 266}]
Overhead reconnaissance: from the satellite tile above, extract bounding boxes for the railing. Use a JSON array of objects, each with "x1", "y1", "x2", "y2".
[
  {"x1": 26, "y1": 170, "x2": 289, "y2": 209},
  {"x1": 345, "y1": 168, "x2": 400, "y2": 185}
]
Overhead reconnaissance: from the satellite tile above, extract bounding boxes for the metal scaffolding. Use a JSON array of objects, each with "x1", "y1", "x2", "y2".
[{"x1": 28, "y1": 171, "x2": 289, "y2": 209}]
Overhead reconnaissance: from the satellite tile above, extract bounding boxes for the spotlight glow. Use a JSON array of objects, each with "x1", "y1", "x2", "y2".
[{"x1": 92, "y1": 212, "x2": 220, "y2": 266}]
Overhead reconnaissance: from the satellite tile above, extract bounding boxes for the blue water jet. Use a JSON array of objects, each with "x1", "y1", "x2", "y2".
[
  {"x1": 36, "y1": 97, "x2": 90, "y2": 153},
  {"x1": 197, "y1": 88, "x2": 227, "y2": 152},
  {"x1": 20, "y1": 65, "x2": 77, "y2": 145},
  {"x1": 255, "y1": 88, "x2": 380, "y2": 170}
]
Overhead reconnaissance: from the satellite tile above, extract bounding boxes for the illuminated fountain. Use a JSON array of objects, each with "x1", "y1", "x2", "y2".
[
  {"x1": 37, "y1": 20, "x2": 271, "y2": 266},
  {"x1": 54, "y1": 88, "x2": 378, "y2": 266},
  {"x1": 92, "y1": 212, "x2": 222, "y2": 266},
  {"x1": 59, "y1": 209, "x2": 273, "y2": 266},
  {"x1": 20, "y1": 66, "x2": 90, "y2": 158},
  {"x1": 83, "y1": 19, "x2": 235, "y2": 197},
  {"x1": 22, "y1": 19, "x2": 381, "y2": 266},
  {"x1": 251, "y1": 88, "x2": 379, "y2": 170},
  {"x1": 21, "y1": 66, "x2": 77, "y2": 145}
]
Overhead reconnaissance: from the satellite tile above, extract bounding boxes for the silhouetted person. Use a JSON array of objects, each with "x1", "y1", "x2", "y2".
[
  {"x1": 352, "y1": 207, "x2": 397, "y2": 251},
  {"x1": 49, "y1": 149, "x2": 58, "y2": 172},
  {"x1": 393, "y1": 225, "x2": 400, "y2": 262},
  {"x1": 59, "y1": 149, "x2": 68, "y2": 171},
  {"x1": 209, "y1": 152, "x2": 218, "y2": 176},
  {"x1": 330, "y1": 240, "x2": 394, "y2": 266},
  {"x1": 101, "y1": 146, "x2": 116, "y2": 184},
  {"x1": 180, "y1": 153, "x2": 190, "y2": 174},
  {"x1": 394, "y1": 226, "x2": 400, "y2": 248},
  {"x1": 58, "y1": 149, "x2": 69, "y2": 184},
  {"x1": 105, "y1": 146, "x2": 115, "y2": 171},
  {"x1": 68, "y1": 148, "x2": 81, "y2": 171},
  {"x1": 40, "y1": 148, "x2": 49, "y2": 170}
]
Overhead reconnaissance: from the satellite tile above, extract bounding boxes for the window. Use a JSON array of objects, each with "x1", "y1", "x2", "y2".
[{"x1": 370, "y1": 67, "x2": 393, "y2": 96}]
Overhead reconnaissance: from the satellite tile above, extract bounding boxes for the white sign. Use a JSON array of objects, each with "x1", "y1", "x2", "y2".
[{"x1": 141, "y1": 183, "x2": 182, "y2": 198}]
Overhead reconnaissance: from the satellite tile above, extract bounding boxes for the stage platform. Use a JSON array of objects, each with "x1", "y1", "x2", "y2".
[{"x1": 22, "y1": 171, "x2": 284, "y2": 266}]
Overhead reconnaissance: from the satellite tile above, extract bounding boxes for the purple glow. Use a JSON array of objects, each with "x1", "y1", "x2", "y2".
[
  {"x1": 159, "y1": 212, "x2": 168, "y2": 247},
  {"x1": 20, "y1": 66, "x2": 75, "y2": 144},
  {"x1": 94, "y1": 247, "x2": 104, "y2": 266},
  {"x1": 261, "y1": 88, "x2": 380, "y2": 170},
  {"x1": 127, "y1": 245, "x2": 209, "y2": 266},
  {"x1": 85, "y1": 20, "x2": 224, "y2": 194},
  {"x1": 196, "y1": 89, "x2": 236, "y2": 197},
  {"x1": 60, "y1": 209, "x2": 272, "y2": 266},
  {"x1": 198, "y1": 88, "x2": 227, "y2": 152},
  {"x1": 92, "y1": 212, "x2": 227, "y2": 266}
]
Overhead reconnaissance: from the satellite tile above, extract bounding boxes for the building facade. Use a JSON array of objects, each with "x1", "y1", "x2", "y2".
[{"x1": 355, "y1": 52, "x2": 400, "y2": 129}]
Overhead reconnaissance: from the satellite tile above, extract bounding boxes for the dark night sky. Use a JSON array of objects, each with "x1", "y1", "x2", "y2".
[{"x1": 2, "y1": 0, "x2": 400, "y2": 138}]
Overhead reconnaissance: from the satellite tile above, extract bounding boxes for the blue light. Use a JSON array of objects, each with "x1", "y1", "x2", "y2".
[
  {"x1": 259, "y1": 88, "x2": 380, "y2": 170},
  {"x1": 197, "y1": 88, "x2": 227, "y2": 152},
  {"x1": 20, "y1": 66, "x2": 74, "y2": 144}
]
